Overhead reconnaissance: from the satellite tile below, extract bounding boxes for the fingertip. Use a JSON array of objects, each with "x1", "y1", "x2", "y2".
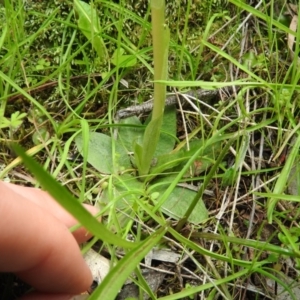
[
  {"x1": 16, "y1": 245, "x2": 93, "y2": 294},
  {"x1": 82, "y1": 204, "x2": 100, "y2": 216},
  {"x1": 0, "y1": 182, "x2": 95, "y2": 295},
  {"x1": 77, "y1": 259, "x2": 94, "y2": 293}
]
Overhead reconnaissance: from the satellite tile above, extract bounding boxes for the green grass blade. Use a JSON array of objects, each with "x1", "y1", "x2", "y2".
[
  {"x1": 267, "y1": 135, "x2": 300, "y2": 223},
  {"x1": 12, "y1": 143, "x2": 136, "y2": 249},
  {"x1": 196, "y1": 232, "x2": 300, "y2": 258},
  {"x1": 0, "y1": 24, "x2": 8, "y2": 50},
  {"x1": 256, "y1": 193, "x2": 300, "y2": 202},
  {"x1": 0, "y1": 70, "x2": 57, "y2": 131},
  {"x1": 159, "y1": 268, "x2": 250, "y2": 300},
  {"x1": 176, "y1": 138, "x2": 235, "y2": 230},
  {"x1": 229, "y1": 0, "x2": 294, "y2": 35},
  {"x1": 257, "y1": 268, "x2": 297, "y2": 300},
  {"x1": 168, "y1": 227, "x2": 261, "y2": 268},
  {"x1": 89, "y1": 225, "x2": 168, "y2": 300},
  {"x1": 79, "y1": 119, "x2": 89, "y2": 202}
]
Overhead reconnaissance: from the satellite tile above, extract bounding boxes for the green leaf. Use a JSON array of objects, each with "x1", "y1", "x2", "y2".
[
  {"x1": 0, "y1": 111, "x2": 27, "y2": 129},
  {"x1": 150, "y1": 138, "x2": 220, "y2": 178},
  {"x1": 10, "y1": 111, "x2": 27, "y2": 129},
  {"x1": 11, "y1": 144, "x2": 136, "y2": 249},
  {"x1": 145, "y1": 105, "x2": 177, "y2": 157},
  {"x1": 267, "y1": 136, "x2": 300, "y2": 223},
  {"x1": 0, "y1": 117, "x2": 10, "y2": 129},
  {"x1": 75, "y1": 132, "x2": 131, "y2": 174},
  {"x1": 133, "y1": 142, "x2": 143, "y2": 173},
  {"x1": 151, "y1": 180, "x2": 208, "y2": 224},
  {"x1": 118, "y1": 116, "x2": 144, "y2": 152},
  {"x1": 119, "y1": 107, "x2": 176, "y2": 175},
  {"x1": 221, "y1": 167, "x2": 237, "y2": 187},
  {"x1": 89, "y1": 226, "x2": 168, "y2": 300},
  {"x1": 32, "y1": 128, "x2": 50, "y2": 145},
  {"x1": 73, "y1": 0, "x2": 107, "y2": 60},
  {"x1": 242, "y1": 51, "x2": 257, "y2": 69},
  {"x1": 101, "y1": 174, "x2": 144, "y2": 209},
  {"x1": 178, "y1": 139, "x2": 220, "y2": 174},
  {"x1": 135, "y1": 116, "x2": 163, "y2": 176},
  {"x1": 176, "y1": 137, "x2": 234, "y2": 230},
  {"x1": 220, "y1": 132, "x2": 249, "y2": 187},
  {"x1": 229, "y1": 0, "x2": 294, "y2": 35},
  {"x1": 287, "y1": 157, "x2": 300, "y2": 196},
  {"x1": 100, "y1": 174, "x2": 144, "y2": 227},
  {"x1": 111, "y1": 48, "x2": 137, "y2": 68},
  {"x1": 149, "y1": 151, "x2": 187, "y2": 176}
]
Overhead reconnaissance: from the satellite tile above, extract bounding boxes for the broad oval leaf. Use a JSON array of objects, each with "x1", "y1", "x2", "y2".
[
  {"x1": 151, "y1": 181, "x2": 208, "y2": 224},
  {"x1": 117, "y1": 116, "x2": 144, "y2": 152},
  {"x1": 75, "y1": 132, "x2": 131, "y2": 174}
]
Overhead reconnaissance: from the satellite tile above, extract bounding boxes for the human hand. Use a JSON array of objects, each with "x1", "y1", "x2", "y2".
[{"x1": 0, "y1": 181, "x2": 98, "y2": 300}]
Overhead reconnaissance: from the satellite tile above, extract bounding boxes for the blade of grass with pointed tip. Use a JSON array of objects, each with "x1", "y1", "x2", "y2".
[
  {"x1": 196, "y1": 232, "x2": 300, "y2": 258},
  {"x1": 89, "y1": 225, "x2": 168, "y2": 300},
  {"x1": 229, "y1": 0, "x2": 294, "y2": 35},
  {"x1": 12, "y1": 143, "x2": 136, "y2": 249},
  {"x1": 267, "y1": 135, "x2": 300, "y2": 223},
  {"x1": 256, "y1": 193, "x2": 300, "y2": 202},
  {"x1": 79, "y1": 119, "x2": 89, "y2": 202},
  {"x1": 168, "y1": 227, "x2": 265, "y2": 268}
]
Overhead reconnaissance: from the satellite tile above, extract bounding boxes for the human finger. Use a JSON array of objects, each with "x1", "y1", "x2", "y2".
[
  {"x1": 2, "y1": 182, "x2": 99, "y2": 244},
  {"x1": 0, "y1": 182, "x2": 92, "y2": 293}
]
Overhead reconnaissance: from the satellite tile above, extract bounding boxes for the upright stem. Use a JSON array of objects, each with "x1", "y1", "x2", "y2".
[
  {"x1": 134, "y1": 0, "x2": 169, "y2": 177},
  {"x1": 151, "y1": 0, "x2": 168, "y2": 120}
]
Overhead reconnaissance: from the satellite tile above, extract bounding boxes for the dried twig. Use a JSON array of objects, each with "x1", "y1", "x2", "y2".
[{"x1": 115, "y1": 89, "x2": 219, "y2": 120}]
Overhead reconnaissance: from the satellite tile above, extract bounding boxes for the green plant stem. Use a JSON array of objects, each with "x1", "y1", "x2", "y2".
[
  {"x1": 151, "y1": 0, "x2": 168, "y2": 119},
  {"x1": 134, "y1": 0, "x2": 170, "y2": 176}
]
